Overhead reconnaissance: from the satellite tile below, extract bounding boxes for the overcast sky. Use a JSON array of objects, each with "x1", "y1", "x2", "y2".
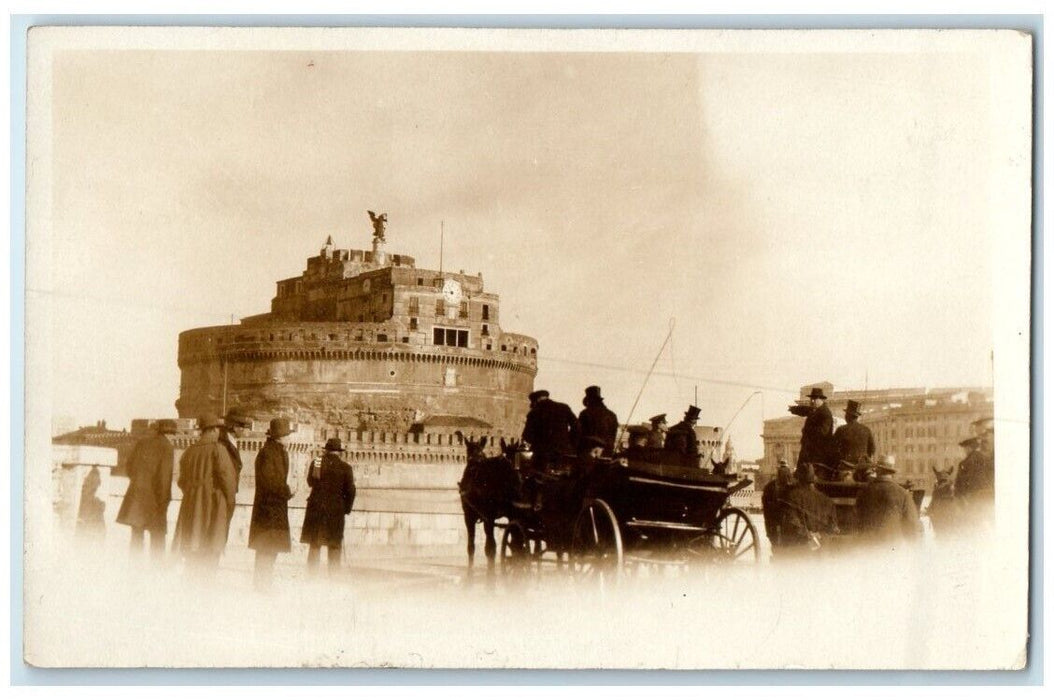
[{"x1": 36, "y1": 32, "x2": 1028, "y2": 458}]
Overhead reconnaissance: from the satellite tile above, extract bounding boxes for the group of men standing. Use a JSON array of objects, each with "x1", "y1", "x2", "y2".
[
  {"x1": 114, "y1": 411, "x2": 356, "y2": 590},
  {"x1": 521, "y1": 386, "x2": 619, "y2": 471},
  {"x1": 521, "y1": 385, "x2": 708, "y2": 471}
]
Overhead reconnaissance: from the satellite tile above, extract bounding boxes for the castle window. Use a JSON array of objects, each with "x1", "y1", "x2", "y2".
[
  {"x1": 408, "y1": 297, "x2": 419, "y2": 314},
  {"x1": 459, "y1": 301, "x2": 468, "y2": 318},
  {"x1": 482, "y1": 304, "x2": 489, "y2": 320},
  {"x1": 432, "y1": 326, "x2": 469, "y2": 348},
  {"x1": 530, "y1": 348, "x2": 536, "y2": 356},
  {"x1": 417, "y1": 277, "x2": 424, "y2": 286},
  {"x1": 501, "y1": 344, "x2": 507, "y2": 352},
  {"x1": 481, "y1": 324, "x2": 489, "y2": 336},
  {"x1": 377, "y1": 334, "x2": 388, "y2": 342},
  {"x1": 436, "y1": 299, "x2": 445, "y2": 316},
  {"x1": 485, "y1": 342, "x2": 492, "y2": 350},
  {"x1": 410, "y1": 317, "x2": 418, "y2": 330}
]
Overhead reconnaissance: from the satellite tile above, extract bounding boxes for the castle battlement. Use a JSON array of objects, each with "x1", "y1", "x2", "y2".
[{"x1": 176, "y1": 224, "x2": 538, "y2": 435}]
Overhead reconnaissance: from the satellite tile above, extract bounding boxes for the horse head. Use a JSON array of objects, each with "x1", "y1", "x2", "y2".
[{"x1": 932, "y1": 466, "x2": 955, "y2": 499}]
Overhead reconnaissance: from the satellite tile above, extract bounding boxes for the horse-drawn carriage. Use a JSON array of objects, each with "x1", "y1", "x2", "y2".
[{"x1": 457, "y1": 434, "x2": 760, "y2": 578}]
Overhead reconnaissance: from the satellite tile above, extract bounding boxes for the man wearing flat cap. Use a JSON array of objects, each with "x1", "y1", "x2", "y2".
[
  {"x1": 645, "y1": 414, "x2": 668, "y2": 450},
  {"x1": 300, "y1": 437, "x2": 356, "y2": 576},
  {"x1": 797, "y1": 387, "x2": 834, "y2": 472},
  {"x1": 249, "y1": 417, "x2": 295, "y2": 591},
  {"x1": 117, "y1": 419, "x2": 177, "y2": 560},
  {"x1": 522, "y1": 390, "x2": 578, "y2": 473},
  {"x1": 855, "y1": 455, "x2": 921, "y2": 545},
  {"x1": 664, "y1": 405, "x2": 702, "y2": 467},
  {"x1": 577, "y1": 385, "x2": 619, "y2": 457},
  {"x1": 172, "y1": 415, "x2": 238, "y2": 573}
]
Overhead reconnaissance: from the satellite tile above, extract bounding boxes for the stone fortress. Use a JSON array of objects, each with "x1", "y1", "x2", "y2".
[{"x1": 176, "y1": 222, "x2": 538, "y2": 437}]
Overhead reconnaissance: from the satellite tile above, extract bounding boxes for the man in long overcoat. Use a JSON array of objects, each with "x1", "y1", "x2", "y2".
[
  {"x1": 577, "y1": 385, "x2": 619, "y2": 457},
  {"x1": 116, "y1": 418, "x2": 177, "y2": 559},
  {"x1": 522, "y1": 390, "x2": 579, "y2": 472},
  {"x1": 855, "y1": 455, "x2": 921, "y2": 545},
  {"x1": 798, "y1": 387, "x2": 834, "y2": 470},
  {"x1": 955, "y1": 432, "x2": 994, "y2": 527},
  {"x1": 172, "y1": 415, "x2": 238, "y2": 571},
  {"x1": 249, "y1": 417, "x2": 294, "y2": 590},
  {"x1": 220, "y1": 409, "x2": 252, "y2": 493},
  {"x1": 664, "y1": 405, "x2": 702, "y2": 467},
  {"x1": 778, "y1": 463, "x2": 838, "y2": 553},
  {"x1": 301, "y1": 437, "x2": 356, "y2": 576},
  {"x1": 761, "y1": 460, "x2": 795, "y2": 553},
  {"x1": 833, "y1": 400, "x2": 875, "y2": 470}
]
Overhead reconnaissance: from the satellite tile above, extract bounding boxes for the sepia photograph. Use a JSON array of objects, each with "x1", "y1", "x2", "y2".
[{"x1": 22, "y1": 25, "x2": 1033, "y2": 671}]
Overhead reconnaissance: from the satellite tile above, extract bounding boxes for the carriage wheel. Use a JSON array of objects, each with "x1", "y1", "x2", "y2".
[
  {"x1": 701, "y1": 507, "x2": 760, "y2": 563},
  {"x1": 500, "y1": 522, "x2": 531, "y2": 575},
  {"x1": 570, "y1": 499, "x2": 624, "y2": 579}
]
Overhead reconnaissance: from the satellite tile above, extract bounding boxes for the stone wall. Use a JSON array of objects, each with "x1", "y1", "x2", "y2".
[{"x1": 177, "y1": 324, "x2": 536, "y2": 435}]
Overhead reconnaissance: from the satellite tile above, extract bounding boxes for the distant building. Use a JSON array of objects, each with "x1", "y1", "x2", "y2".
[{"x1": 759, "y1": 381, "x2": 993, "y2": 489}]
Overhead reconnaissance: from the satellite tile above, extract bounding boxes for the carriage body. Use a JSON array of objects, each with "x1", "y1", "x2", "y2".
[{"x1": 501, "y1": 452, "x2": 760, "y2": 575}]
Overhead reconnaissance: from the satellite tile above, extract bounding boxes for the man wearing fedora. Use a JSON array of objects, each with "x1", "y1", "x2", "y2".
[
  {"x1": 117, "y1": 418, "x2": 177, "y2": 560},
  {"x1": 856, "y1": 455, "x2": 921, "y2": 544},
  {"x1": 249, "y1": 417, "x2": 295, "y2": 590},
  {"x1": 172, "y1": 415, "x2": 238, "y2": 572},
  {"x1": 300, "y1": 437, "x2": 357, "y2": 576},
  {"x1": 522, "y1": 389, "x2": 579, "y2": 473},
  {"x1": 664, "y1": 405, "x2": 702, "y2": 467},
  {"x1": 221, "y1": 409, "x2": 253, "y2": 493},
  {"x1": 577, "y1": 385, "x2": 619, "y2": 457},
  {"x1": 798, "y1": 387, "x2": 834, "y2": 471},
  {"x1": 777, "y1": 463, "x2": 838, "y2": 553}
]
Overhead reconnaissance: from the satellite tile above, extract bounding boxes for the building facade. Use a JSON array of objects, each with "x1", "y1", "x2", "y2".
[{"x1": 176, "y1": 227, "x2": 538, "y2": 437}]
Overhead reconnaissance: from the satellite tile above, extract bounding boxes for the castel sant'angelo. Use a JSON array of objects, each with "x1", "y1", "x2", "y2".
[{"x1": 175, "y1": 214, "x2": 538, "y2": 440}]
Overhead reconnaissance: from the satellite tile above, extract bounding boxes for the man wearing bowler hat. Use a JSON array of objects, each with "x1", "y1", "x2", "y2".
[
  {"x1": 117, "y1": 418, "x2": 178, "y2": 560},
  {"x1": 522, "y1": 389, "x2": 579, "y2": 473},
  {"x1": 577, "y1": 385, "x2": 619, "y2": 457},
  {"x1": 664, "y1": 405, "x2": 702, "y2": 467},
  {"x1": 300, "y1": 437, "x2": 356, "y2": 576},
  {"x1": 249, "y1": 417, "x2": 295, "y2": 591},
  {"x1": 172, "y1": 415, "x2": 238, "y2": 573},
  {"x1": 798, "y1": 387, "x2": 834, "y2": 472},
  {"x1": 856, "y1": 455, "x2": 921, "y2": 544}
]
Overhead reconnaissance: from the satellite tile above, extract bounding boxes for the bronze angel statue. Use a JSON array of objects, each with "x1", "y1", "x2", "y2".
[{"x1": 367, "y1": 210, "x2": 387, "y2": 242}]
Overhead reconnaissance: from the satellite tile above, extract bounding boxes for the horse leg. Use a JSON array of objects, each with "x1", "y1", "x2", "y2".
[
  {"x1": 483, "y1": 518, "x2": 497, "y2": 572},
  {"x1": 463, "y1": 508, "x2": 477, "y2": 568}
]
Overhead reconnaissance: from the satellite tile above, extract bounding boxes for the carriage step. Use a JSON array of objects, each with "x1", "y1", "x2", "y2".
[{"x1": 624, "y1": 519, "x2": 711, "y2": 533}]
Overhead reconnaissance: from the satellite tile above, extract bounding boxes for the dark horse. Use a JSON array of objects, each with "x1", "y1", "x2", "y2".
[{"x1": 456, "y1": 432, "x2": 521, "y2": 571}]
